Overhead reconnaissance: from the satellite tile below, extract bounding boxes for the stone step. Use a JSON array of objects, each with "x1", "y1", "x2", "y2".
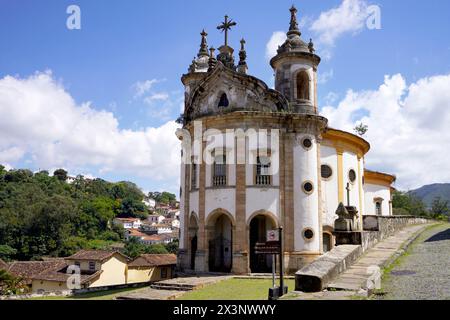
[
  {"x1": 150, "y1": 284, "x2": 194, "y2": 291},
  {"x1": 327, "y1": 279, "x2": 365, "y2": 292}
]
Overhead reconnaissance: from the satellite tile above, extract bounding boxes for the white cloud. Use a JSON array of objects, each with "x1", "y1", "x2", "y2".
[
  {"x1": 318, "y1": 69, "x2": 334, "y2": 84},
  {"x1": 310, "y1": 0, "x2": 370, "y2": 47},
  {"x1": 321, "y1": 73, "x2": 450, "y2": 190},
  {"x1": 266, "y1": 31, "x2": 286, "y2": 60},
  {"x1": 323, "y1": 91, "x2": 339, "y2": 105},
  {"x1": 132, "y1": 79, "x2": 160, "y2": 98},
  {"x1": 144, "y1": 92, "x2": 169, "y2": 104},
  {"x1": 0, "y1": 71, "x2": 181, "y2": 185}
]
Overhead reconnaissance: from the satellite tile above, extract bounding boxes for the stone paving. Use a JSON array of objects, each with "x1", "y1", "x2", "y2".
[
  {"x1": 285, "y1": 223, "x2": 433, "y2": 300},
  {"x1": 326, "y1": 224, "x2": 429, "y2": 292},
  {"x1": 378, "y1": 223, "x2": 450, "y2": 300}
]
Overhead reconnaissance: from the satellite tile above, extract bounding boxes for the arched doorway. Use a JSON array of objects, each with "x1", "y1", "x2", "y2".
[
  {"x1": 249, "y1": 214, "x2": 277, "y2": 273},
  {"x1": 188, "y1": 214, "x2": 199, "y2": 270},
  {"x1": 207, "y1": 213, "x2": 233, "y2": 273}
]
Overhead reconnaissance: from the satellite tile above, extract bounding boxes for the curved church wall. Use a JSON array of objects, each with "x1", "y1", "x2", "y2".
[
  {"x1": 320, "y1": 145, "x2": 339, "y2": 228},
  {"x1": 293, "y1": 133, "x2": 320, "y2": 253}
]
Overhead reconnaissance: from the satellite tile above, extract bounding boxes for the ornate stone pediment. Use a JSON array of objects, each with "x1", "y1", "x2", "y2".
[{"x1": 183, "y1": 63, "x2": 289, "y2": 123}]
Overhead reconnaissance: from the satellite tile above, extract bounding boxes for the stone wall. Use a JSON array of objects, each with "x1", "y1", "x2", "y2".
[
  {"x1": 361, "y1": 216, "x2": 429, "y2": 250},
  {"x1": 296, "y1": 215, "x2": 429, "y2": 292}
]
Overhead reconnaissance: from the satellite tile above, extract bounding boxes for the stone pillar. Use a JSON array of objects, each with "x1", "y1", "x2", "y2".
[
  {"x1": 233, "y1": 134, "x2": 248, "y2": 274},
  {"x1": 283, "y1": 132, "x2": 295, "y2": 252},
  {"x1": 196, "y1": 139, "x2": 207, "y2": 272}
]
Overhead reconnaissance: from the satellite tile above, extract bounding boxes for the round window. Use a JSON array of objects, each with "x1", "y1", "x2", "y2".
[
  {"x1": 321, "y1": 165, "x2": 333, "y2": 179},
  {"x1": 349, "y1": 169, "x2": 357, "y2": 183},
  {"x1": 303, "y1": 228, "x2": 314, "y2": 241},
  {"x1": 302, "y1": 181, "x2": 314, "y2": 194},
  {"x1": 302, "y1": 138, "x2": 313, "y2": 150}
]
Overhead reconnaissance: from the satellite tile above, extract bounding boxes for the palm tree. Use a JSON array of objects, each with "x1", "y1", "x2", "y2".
[{"x1": 0, "y1": 270, "x2": 27, "y2": 295}]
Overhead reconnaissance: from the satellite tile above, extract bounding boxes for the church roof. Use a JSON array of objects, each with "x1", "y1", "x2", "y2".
[
  {"x1": 322, "y1": 128, "x2": 371, "y2": 156},
  {"x1": 365, "y1": 170, "x2": 397, "y2": 186}
]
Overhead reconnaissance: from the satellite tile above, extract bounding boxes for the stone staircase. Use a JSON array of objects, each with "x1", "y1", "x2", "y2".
[{"x1": 327, "y1": 224, "x2": 428, "y2": 293}]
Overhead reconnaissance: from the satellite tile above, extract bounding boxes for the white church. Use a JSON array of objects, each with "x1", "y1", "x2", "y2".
[{"x1": 176, "y1": 6, "x2": 396, "y2": 274}]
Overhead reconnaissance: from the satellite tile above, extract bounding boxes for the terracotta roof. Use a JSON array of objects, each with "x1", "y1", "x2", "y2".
[
  {"x1": 32, "y1": 268, "x2": 103, "y2": 284},
  {"x1": 7, "y1": 260, "x2": 67, "y2": 284},
  {"x1": 114, "y1": 217, "x2": 140, "y2": 222},
  {"x1": 127, "y1": 229, "x2": 148, "y2": 237},
  {"x1": 142, "y1": 234, "x2": 165, "y2": 242},
  {"x1": 0, "y1": 258, "x2": 8, "y2": 270},
  {"x1": 66, "y1": 250, "x2": 129, "y2": 262},
  {"x1": 128, "y1": 254, "x2": 177, "y2": 268}
]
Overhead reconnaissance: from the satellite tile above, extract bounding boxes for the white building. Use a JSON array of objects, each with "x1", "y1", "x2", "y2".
[
  {"x1": 176, "y1": 6, "x2": 396, "y2": 274},
  {"x1": 113, "y1": 218, "x2": 142, "y2": 230}
]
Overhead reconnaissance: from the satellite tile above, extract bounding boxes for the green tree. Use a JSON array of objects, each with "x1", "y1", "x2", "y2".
[
  {"x1": 53, "y1": 169, "x2": 68, "y2": 182},
  {"x1": 165, "y1": 240, "x2": 179, "y2": 254},
  {"x1": 0, "y1": 245, "x2": 17, "y2": 261},
  {"x1": 145, "y1": 244, "x2": 168, "y2": 254},
  {"x1": 123, "y1": 237, "x2": 147, "y2": 259},
  {"x1": 0, "y1": 269, "x2": 27, "y2": 295},
  {"x1": 354, "y1": 123, "x2": 368, "y2": 137},
  {"x1": 430, "y1": 197, "x2": 449, "y2": 220}
]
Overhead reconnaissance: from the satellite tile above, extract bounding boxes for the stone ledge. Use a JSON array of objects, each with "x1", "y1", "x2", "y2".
[{"x1": 295, "y1": 245, "x2": 362, "y2": 292}]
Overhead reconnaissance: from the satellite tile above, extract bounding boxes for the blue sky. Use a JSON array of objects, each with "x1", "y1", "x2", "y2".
[{"x1": 1, "y1": 0, "x2": 450, "y2": 194}]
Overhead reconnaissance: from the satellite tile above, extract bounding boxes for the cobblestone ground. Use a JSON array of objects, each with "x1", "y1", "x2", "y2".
[{"x1": 379, "y1": 223, "x2": 450, "y2": 300}]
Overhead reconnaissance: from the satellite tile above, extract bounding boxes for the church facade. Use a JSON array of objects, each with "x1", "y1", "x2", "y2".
[{"x1": 176, "y1": 6, "x2": 396, "y2": 274}]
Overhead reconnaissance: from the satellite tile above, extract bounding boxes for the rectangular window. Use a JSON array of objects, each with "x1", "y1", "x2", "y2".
[
  {"x1": 213, "y1": 154, "x2": 227, "y2": 186},
  {"x1": 375, "y1": 202, "x2": 382, "y2": 216},
  {"x1": 255, "y1": 156, "x2": 271, "y2": 186},
  {"x1": 89, "y1": 261, "x2": 96, "y2": 271}
]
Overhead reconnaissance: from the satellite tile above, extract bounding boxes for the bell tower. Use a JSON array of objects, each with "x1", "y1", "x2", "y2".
[{"x1": 270, "y1": 6, "x2": 321, "y2": 114}]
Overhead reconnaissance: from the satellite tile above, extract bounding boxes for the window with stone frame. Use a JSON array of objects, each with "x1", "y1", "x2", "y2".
[
  {"x1": 375, "y1": 201, "x2": 383, "y2": 216},
  {"x1": 255, "y1": 155, "x2": 272, "y2": 186},
  {"x1": 296, "y1": 71, "x2": 310, "y2": 100},
  {"x1": 213, "y1": 153, "x2": 227, "y2": 186}
]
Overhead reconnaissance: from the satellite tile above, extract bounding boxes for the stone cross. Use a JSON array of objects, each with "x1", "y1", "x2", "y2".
[
  {"x1": 346, "y1": 182, "x2": 351, "y2": 207},
  {"x1": 217, "y1": 15, "x2": 237, "y2": 47}
]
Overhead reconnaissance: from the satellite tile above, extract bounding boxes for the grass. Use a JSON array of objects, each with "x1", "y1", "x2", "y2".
[
  {"x1": 28, "y1": 286, "x2": 142, "y2": 300},
  {"x1": 177, "y1": 278, "x2": 296, "y2": 301}
]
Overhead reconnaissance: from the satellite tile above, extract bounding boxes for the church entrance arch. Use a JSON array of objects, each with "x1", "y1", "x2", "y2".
[
  {"x1": 248, "y1": 212, "x2": 278, "y2": 273},
  {"x1": 207, "y1": 211, "x2": 233, "y2": 273}
]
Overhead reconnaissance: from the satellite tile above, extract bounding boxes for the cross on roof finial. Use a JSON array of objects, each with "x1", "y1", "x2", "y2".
[{"x1": 217, "y1": 15, "x2": 237, "y2": 47}]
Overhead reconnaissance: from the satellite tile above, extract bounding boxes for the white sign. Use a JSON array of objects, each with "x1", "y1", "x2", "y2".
[{"x1": 267, "y1": 229, "x2": 279, "y2": 242}]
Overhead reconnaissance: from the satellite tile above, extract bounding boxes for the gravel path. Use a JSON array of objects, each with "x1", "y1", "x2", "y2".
[{"x1": 380, "y1": 223, "x2": 450, "y2": 300}]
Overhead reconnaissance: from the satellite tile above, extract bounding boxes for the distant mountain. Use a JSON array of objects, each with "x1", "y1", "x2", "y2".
[{"x1": 409, "y1": 183, "x2": 450, "y2": 208}]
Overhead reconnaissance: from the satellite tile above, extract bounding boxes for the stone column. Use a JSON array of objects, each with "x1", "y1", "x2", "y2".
[
  {"x1": 233, "y1": 135, "x2": 248, "y2": 274},
  {"x1": 196, "y1": 139, "x2": 207, "y2": 272}
]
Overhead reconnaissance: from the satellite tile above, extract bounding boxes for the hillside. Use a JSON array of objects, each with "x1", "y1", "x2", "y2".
[
  {"x1": 0, "y1": 166, "x2": 148, "y2": 261},
  {"x1": 409, "y1": 183, "x2": 450, "y2": 208}
]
